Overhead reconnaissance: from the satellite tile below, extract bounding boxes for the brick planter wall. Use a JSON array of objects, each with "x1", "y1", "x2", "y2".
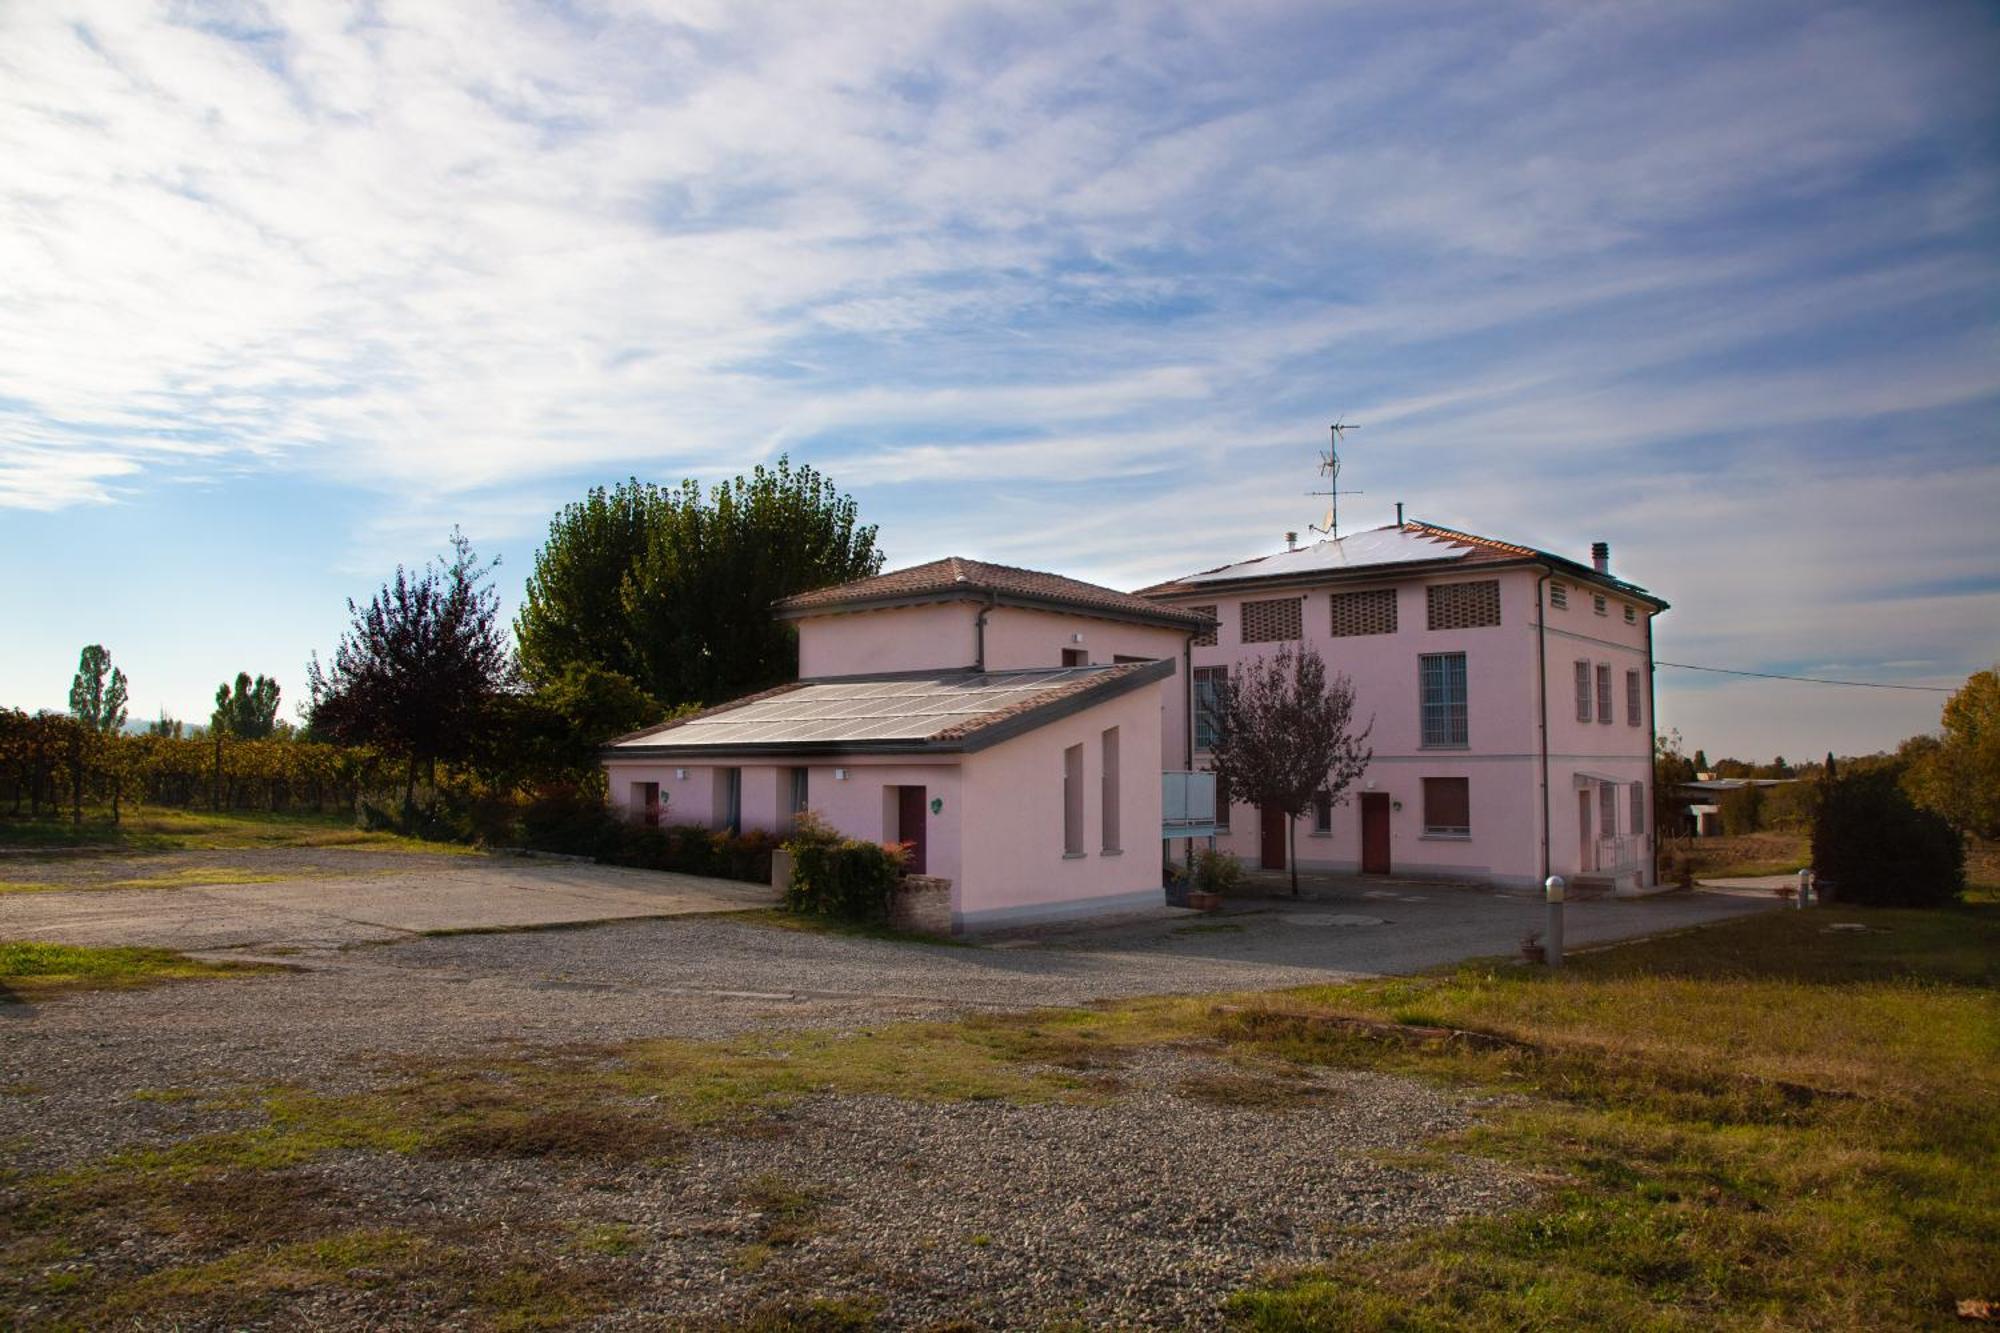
[{"x1": 889, "y1": 875, "x2": 954, "y2": 937}]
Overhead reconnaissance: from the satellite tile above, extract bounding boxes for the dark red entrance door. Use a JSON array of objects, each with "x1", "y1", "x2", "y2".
[
  {"x1": 897, "y1": 786, "x2": 928, "y2": 875},
  {"x1": 1360, "y1": 793, "x2": 1391, "y2": 874},
  {"x1": 1259, "y1": 806, "x2": 1287, "y2": 870}
]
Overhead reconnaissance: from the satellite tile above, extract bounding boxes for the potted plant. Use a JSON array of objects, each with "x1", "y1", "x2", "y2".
[
  {"x1": 1186, "y1": 848, "x2": 1240, "y2": 913},
  {"x1": 1519, "y1": 931, "x2": 1546, "y2": 965}
]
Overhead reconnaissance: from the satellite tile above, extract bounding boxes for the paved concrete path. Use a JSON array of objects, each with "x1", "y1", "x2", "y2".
[{"x1": 0, "y1": 853, "x2": 777, "y2": 953}]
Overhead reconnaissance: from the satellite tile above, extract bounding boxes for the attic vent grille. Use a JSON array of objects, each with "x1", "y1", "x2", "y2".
[
  {"x1": 1189, "y1": 605, "x2": 1218, "y2": 648},
  {"x1": 1426, "y1": 580, "x2": 1501, "y2": 631},
  {"x1": 1330, "y1": 589, "x2": 1397, "y2": 637},
  {"x1": 1549, "y1": 583, "x2": 1568, "y2": 610},
  {"x1": 1241, "y1": 597, "x2": 1302, "y2": 644}
]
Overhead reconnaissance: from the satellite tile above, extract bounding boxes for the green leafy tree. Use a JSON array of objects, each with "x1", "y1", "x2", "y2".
[
  {"x1": 1904, "y1": 666, "x2": 2000, "y2": 839},
  {"x1": 212, "y1": 673, "x2": 282, "y2": 739},
  {"x1": 68, "y1": 645, "x2": 128, "y2": 734},
  {"x1": 1814, "y1": 767, "x2": 1963, "y2": 906},
  {"x1": 307, "y1": 531, "x2": 516, "y2": 813},
  {"x1": 147, "y1": 712, "x2": 184, "y2": 739},
  {"x1": 1653, "y1": 729, "x2": 1697, "y2": 840},
  {"x1": 1207, "y1": 644, "x2": 1374, "y2": 896},
  {"x1": 516, "y1": 457, "x2": 882, "y2": 706},
  {"x1": 476, "y1": 664, "x2": 666, "y2": 787}
]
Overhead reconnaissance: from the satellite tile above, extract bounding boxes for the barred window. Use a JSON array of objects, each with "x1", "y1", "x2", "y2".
[
  {"x1": 1623, "y1": 604, "x2": 1637, "y2": 625},
  {"x1": 1313, "y1": 792, "x2": 1333, "y2": 833},
  {"x1": 1331, "y1": 588, "x2": 1397, "y2": 637},
  {"x1": 1427, "y1": 579, "x2": 1501, "y2": 630},
  {"x1": 1549, "y1": 583, "x2": 1568, "y2": 610},
  {"x1": 1630, "y1": 781, "x2": 1646, "y2": 837},
  {"x1": 1593, "y1": 594, "x2": 1608, "y2": 616},
  {"x1": 1189, "y1": 604, "x2": 1217, "y2": 648},
  {"x1": 1241, "y1": 597, "x2": 1302, "y2": 644},
  {"x1": 1626, "y1": 669, "x2": 1642, "y2": 726},
  {"x1": 1423, "y1": 777, "x2": 1470, "y2": 836},
  {"x1": 1574, "y1": 661, "x2": 1592, "y2": 723},
  {"x1": 1193, "y1": 666, "x2": 1227, "y2": 750},
  {"x1": 1420, "y1": 652, "x2": 1469, "y2": 747},
  {"x1": 1596, "y1": 663, "x2": 1613, "y2": 724}
]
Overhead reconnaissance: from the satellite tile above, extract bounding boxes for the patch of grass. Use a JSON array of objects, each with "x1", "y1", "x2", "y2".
[
  {"x1": 1178, "y1": 1068, "x2": 1342, "y2": 1110},
  {"x1": 1672, "y1": 830, "x2": 1812, "y2": 880},
  {"x1": 0, "y1": 866, "x2": 320, "y2": 895},
  {"x1": 569, "y1": 1221, "x2": 640, "y2": 1256},
  {"x1": 0, "y1": 806, "x2": 481, "y2": 855},
  {"x1": 1218, "y1": 904, "x2": 2000, "y2": 1331},
  {"x1": 0, "y1": 940, "x2": 275, "y2": 1002},
  {"x1": 731, "y1": 1295, "x2": 880, "y2": 1331}
]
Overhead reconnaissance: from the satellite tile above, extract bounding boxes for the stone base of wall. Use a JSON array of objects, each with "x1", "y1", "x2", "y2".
[
  {"x1": 889, "y1": 875, "x2": 954, "y2": 937},
  {"x1": 770, "y1": 848, "x2": 794, "y2": 893}
]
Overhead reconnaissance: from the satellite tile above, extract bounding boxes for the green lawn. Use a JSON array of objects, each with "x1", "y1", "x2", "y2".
[
  {"x1": 0, "y1": 805, "x2": 478, "y2": 855},
  {"x1": 0, "y1": 941, "x2": 276, "y2": 1003}
]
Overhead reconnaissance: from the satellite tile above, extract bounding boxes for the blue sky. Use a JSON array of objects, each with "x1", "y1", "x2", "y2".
[{"x1": 2, "y1": 0, "x2": 1995, "y2": 760}]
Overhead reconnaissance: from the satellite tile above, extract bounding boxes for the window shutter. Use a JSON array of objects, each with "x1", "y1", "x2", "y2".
[{"x1": 1422, "y1": 777, "x2": 1471, "y2": 835}]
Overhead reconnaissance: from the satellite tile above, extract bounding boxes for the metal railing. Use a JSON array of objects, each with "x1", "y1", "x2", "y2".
[{"x1": 1163, "y1": 771, "x2": 1218, "y2": 838}]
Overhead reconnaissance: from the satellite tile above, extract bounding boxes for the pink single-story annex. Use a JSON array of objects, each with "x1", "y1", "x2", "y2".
[
  {"x1": 602, "y1": 521, "x2": 1669, "y2": 929},
  {"x1": 601, "y1": 560, "x2": 1211, "y2": 931}
]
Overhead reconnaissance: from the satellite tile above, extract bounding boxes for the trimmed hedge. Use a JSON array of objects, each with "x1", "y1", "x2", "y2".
[
  {"x1": 782, "y1": 811, "x2": 908, "y2": 922},
  {"x1": 1812, "y1": 770, "x2": 1964, "y2": 907}
]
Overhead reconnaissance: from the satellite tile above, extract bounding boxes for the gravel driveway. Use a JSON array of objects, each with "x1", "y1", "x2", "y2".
[{"x1": 0, "y1": 849, "x2": 1770, "y2": 1328}]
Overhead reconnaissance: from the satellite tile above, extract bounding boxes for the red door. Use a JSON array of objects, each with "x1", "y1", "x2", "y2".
[
  {"x1": 897, "y1": 785, "x2": 928, "y2": 875},
  {"x1": 1360, "y1": 793, "x2": 1391, "y2": 874},
  {"x1": 1259, "y1": 806, "x2": 1287, "y2": 870}
]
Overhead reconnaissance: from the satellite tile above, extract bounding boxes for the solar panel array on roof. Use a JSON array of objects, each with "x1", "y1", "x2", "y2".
[
  {"x1": 1178, "y1": 526, "x2": 1473, "y2": 585},
  {"x1": 609, "y1": 666, "x2": 1128, "y2": 750}
]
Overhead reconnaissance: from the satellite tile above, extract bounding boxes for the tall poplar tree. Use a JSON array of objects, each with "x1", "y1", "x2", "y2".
[{"x1": 68, "y1": 645, "x2": 129, "y2": 734}]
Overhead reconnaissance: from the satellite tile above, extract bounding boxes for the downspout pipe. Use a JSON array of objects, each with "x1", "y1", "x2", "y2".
[
  {"x1": 973, "y1": 592, "x2": 998, "y2": 672},
  {"x1": 1645, "y1": 608, "x2": 1659, "y2": 888},
  {"x1": 1535, "y1": 567, "x2": 1551, "y2": 886}
]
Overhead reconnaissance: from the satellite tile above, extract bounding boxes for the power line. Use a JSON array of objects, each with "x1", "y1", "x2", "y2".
[{"x1": 1656, "y1": 661, "x2": 1955, "y2": 693}]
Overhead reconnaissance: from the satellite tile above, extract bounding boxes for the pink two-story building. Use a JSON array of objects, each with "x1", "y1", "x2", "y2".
[{"x1": 1138, "y1": 519, "x2": 1668, "y2": 893}]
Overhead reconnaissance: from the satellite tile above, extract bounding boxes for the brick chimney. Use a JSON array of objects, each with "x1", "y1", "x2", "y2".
[{"x1": 1591, "y1": 541, "x2": 1610, "y2": 574}]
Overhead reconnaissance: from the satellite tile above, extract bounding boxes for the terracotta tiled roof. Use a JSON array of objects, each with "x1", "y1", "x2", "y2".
[{"x1": 773, "y1": 556, "x2": 1213, "y2": 630}]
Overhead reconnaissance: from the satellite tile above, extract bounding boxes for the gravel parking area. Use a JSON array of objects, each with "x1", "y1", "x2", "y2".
[{"x1": 1, "y1": 849, "x2": 1770, "y2": 1327}]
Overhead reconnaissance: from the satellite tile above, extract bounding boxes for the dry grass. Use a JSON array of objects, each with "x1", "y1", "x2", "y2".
[
  {"x1": 0, "y1": 805, "x2": 481, "y2": 856},
  {"x1": 0, "y1": 940, "x2": 276, "y2": 1002}
]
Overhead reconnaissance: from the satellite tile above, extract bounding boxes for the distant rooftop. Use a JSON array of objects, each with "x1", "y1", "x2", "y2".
[
  {"x1": 1138, "y1": 520, "x2": 1667, "y2": 608},
  {"x1": 605, "y1": 660, "x2": 1175, "y2": 756},
  {"x1": 774, "y1": 555, "x2": 1213, "y2": 631}
]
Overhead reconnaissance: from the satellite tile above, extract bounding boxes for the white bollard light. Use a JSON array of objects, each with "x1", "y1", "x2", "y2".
[
  {"x1": 1544, "y1": 875, "x2": 1565, "y2": 967},
  {"x1": 1797, "y1": 867, "x2": 1813, "y2": 909}
]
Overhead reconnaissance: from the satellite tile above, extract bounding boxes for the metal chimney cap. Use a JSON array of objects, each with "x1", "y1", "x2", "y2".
[{"x1": 1590, "y1": 541, "x2": 1610, "y2": 573}]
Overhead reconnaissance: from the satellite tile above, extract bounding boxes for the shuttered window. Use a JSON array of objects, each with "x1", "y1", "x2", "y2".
[
  {"x1": 1549, "y1": 583, "x2": 1568, "y2": 610},
  {"x1": 1596, "y1": 663, "x2": 1613, "y2": 724},
  {"x1": 1575, "y1": 661, "x2": 1592, "y2": 722},
  {"x1": 1626, "y1": 670, "x2": 1642, "y2": 726},
  {"x1": 1630, "y1": 781, "x2": 1646, "y2": 837},
  {"x1": 1331, "y1": 588, "x2": 1397, "y2": 637},
  {"x1": 1189, "y1": 605, "x2": 1217, "y2": 648},
  {"x1": 1241, "y1": 597, "x2": 1302, "y2": 643},
  {"x1": 1599, "y1": 780, "x2": 1618, "y2": 834},
  {"x1": 1427, "y1": 580, "x2": 1501, "y2": 630},
  {"x1": 1420, "y1": 652, "x2": 1469, "y2": 747},
  {"x1": 1100, "y1": 728, "x2": 1121, "y2": 854},
  {"x1": 1062, "y1": 744, "x2": 1084, "y2": 856},
  {"x1": 1423, "y1": 777, "x2": 1471, "y2": 836}
]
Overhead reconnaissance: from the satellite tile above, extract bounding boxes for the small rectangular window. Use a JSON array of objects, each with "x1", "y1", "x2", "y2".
[
  {"x1": 1420, "y1": 652, "x2": 1469, "y2": 747},
  {"x1": 1549, "y1": 583, "x2": 1568, "y2": 610},
  {"x1": 1427, "y1": 580, "x2": 1501, "y2": 630},
  {"x1": 1193, "y1": 666, "x2": 1227, "y2": 750},
  {"x1": 1625, "y1": 670, "x2": 1642, "y2": 726},
  {"x1": 1623, "y1": 604, "x2": 1637, "y2": 624},
  {"x1": 1189, "y1": 605, "x2": 1218, "y2": 648},
  {"x1": 1575, "y1": 661, "x2": 1592, "y2": 723},
  {"x1": 1630, "y1": 781, "x2": 1646, "y2": 837},
  {"x1": 787, "y1": 768, "x2": 808, "y2": 818},
  {"x1": 1062, "y1": 744, "x2": 1084, "y2": 856},
  {"x1": 1593, "y1": 594, "x2": 1608, "y2": 616},
  {"x1": 1331, "y1": 588, "x2": 1398, "y2": 637},
  {"x1": 1596, "y1": 663, "x2": 1613, "y2": 724},
  {"x1": 1100, "y1": 727, "x2": 1121, "y2": 854},
  {"x1": 1313, "y1": 792, "x2": 1333, "y2": 833},
  {"x1": 1423, "y1": 777, "x2": 1471, "y2": 836},
  {"x1": 1241, "y1": 597, "x2": 1303, "y2": 643},
  {"x1": 716, "y1": 767, "x2": 742, "y2": 834}
]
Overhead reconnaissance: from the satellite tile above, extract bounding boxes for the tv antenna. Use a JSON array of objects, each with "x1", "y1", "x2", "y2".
[{"x1": 1307, "y1": 418, "x2": 1363, "y2": 539}]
